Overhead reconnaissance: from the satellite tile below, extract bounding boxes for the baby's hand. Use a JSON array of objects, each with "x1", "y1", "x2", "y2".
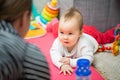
[
  {"x1": 59, "y1": 64, "x2": 73, "y2": 75},
  {"x1": 59, "y1": 57, "x2": 70, "y2": 65}
]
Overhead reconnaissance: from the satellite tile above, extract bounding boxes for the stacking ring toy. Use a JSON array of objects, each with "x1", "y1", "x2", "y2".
[
  {"x1": 42, "y1": 9, "x2": 58, "y2": 18},
  {"x1": 40, "y1": 15, "x2": 48, "y2": 24},
  {"x1": 40, "y1": 0, "x2": 59, "y2": 24},
  {"x1": 45, "y1": 5, "x2": 59, "y2": 14},
  {"x1": 41, "y1": 11, "x2": 52, "y2": 21}
]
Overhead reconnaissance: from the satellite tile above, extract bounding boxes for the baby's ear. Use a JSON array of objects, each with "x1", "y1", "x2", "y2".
[
  {"x1": 78, "y1": 29, "x2": 83, "y2": 37},
  {"x1": 80, "y1": 29, "x2": 83, "y2": 35}
]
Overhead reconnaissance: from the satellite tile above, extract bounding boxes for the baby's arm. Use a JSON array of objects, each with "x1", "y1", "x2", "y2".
[
  {"x1": 80, "y1": 46, "x2": 94, "y2": 62},
  {"x1": 59, "y1": 57, "x2": 70, "y2": 65},
  {"x1": 50, "y1": 44, "x2": 74, "y2": 75},
  {"x1": 50, "y1": 38, "x2": 74, "y2": 75},
  {"x1": 68, "y1": 33, "x2": 98, "y2": 67},
  {"x1": 70, "y1": 46, "x2": 95, "y2": 67},
  {"x1": 50, "y1": 48, "x2": 63, "y2": 68},
  {"x1": 50, "y1": 38, "x2": 64, "y2": 68}
]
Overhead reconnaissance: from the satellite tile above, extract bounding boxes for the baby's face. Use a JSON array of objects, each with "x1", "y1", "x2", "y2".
[{"x1": 58, "y1": 17, "x2": 82, "y2": 50}]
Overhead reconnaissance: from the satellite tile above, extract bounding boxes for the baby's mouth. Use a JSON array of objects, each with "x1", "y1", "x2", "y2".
[{"x1": 64, "y1": 41, "x2": 69, "y2": 44}]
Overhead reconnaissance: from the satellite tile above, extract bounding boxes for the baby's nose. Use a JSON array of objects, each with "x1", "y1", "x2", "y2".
[{"x1": 63, "y1": 34, "x2": 68, "y2": 39}]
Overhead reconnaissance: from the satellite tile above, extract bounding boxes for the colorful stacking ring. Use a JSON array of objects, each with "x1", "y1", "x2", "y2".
[
  {"x1": 40, "y1": 15, "x2": 48, "y2": 24},
  {"x1": 41, "y1": 11, "x2": 52, "y2": 21},
  {"x1": 42, "y1": 8, "x2": 58, "y2": 18},
  {"x1": 40, "y1": 1, "x2": 59, "y2": 24},
  {"x1": 50, "y1": 0, "x2": 57, "y2": 7},
  {"x1": 45, "y1": 4, "x2": 59, "y2": 14},
  {"x1": 47, "y1": 2, "x2": 59, "y2": 10}
]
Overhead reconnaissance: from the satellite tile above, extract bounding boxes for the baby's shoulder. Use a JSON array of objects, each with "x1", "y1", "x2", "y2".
[
  {"x1": 79, "y1": 33, "x2": 98, "y2": 44},
  {"x1": 80, "y1": 33, "x2": 96, "y2": 41},
  {"x1": 81, "y1": 33, "x2": 93, "y2": 38}
]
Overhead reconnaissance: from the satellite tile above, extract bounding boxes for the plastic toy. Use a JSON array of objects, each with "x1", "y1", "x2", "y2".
[
  {"x1": 98, "y1": 25, "x2": 120, "y2": 56},
  {"x1": 75, "y1": 59, "x2": 91, "y2": 80},
  {"x1": 40, "y1": 0, "x2": 59, "y2": 24},
  {"x1": 25, "y1": 21, "x2": 46, "y2": 39}
]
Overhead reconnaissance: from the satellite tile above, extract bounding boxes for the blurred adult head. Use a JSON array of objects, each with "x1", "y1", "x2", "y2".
[{"x1": 0, "y1": 0, "x2": 32, "y2": 38}]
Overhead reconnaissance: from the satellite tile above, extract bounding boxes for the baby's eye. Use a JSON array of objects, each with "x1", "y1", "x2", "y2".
[
  {"x1": 60, "y1": 32, "x2": 64, "y2": 34},
  {"x1": 69, "y1": 33, "x2": 72, "y2": 35}
]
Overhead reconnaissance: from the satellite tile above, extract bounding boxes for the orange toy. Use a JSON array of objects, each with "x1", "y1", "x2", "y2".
[
  {"x1": 98, "y1": 26, "x2": 120, "y2": 56},
  {"x1": 97, "y1": 43, "x2": 119, "y2": 56}
]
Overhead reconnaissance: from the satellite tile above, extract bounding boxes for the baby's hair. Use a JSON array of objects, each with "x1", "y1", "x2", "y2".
[{"x1": 60, "y1": 7, "x2": 83, "y2": 30}]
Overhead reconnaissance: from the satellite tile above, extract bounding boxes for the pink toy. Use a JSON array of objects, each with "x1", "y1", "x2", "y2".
[{"x1": 46, "y1": 18, "x2": 59, "y2": 38}]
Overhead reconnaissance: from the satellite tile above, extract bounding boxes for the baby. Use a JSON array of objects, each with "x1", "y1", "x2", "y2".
[{"x1": 50, "y1": 7, "x2": 98, "y2": 75}]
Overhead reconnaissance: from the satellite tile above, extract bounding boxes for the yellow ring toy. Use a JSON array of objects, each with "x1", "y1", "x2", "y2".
[
  {"x1": 51, "y1": 0, "x2": 57, "y2": 7},
  {"x1": 43, "y1": 8, "x2": 58, "y2": 18},
  {"x1": 47, "y1": 2, "x2": 59, "y2": 10},
  {"x1": 41, "y1": 11, "x2": 52, "y2": 21},
  {"x1": 45, "y1": 5, "x2": 59, "y2": 14}
]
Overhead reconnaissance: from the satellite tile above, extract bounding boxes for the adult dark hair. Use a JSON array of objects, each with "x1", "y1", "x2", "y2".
[{"x1": 0, "y1": 0, "x2": 31, "y2": 22}]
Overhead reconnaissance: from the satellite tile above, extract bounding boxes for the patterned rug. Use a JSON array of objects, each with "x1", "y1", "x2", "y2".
[{"x1": 25, "y1": 21, "x2": 46, "y2": 39}]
